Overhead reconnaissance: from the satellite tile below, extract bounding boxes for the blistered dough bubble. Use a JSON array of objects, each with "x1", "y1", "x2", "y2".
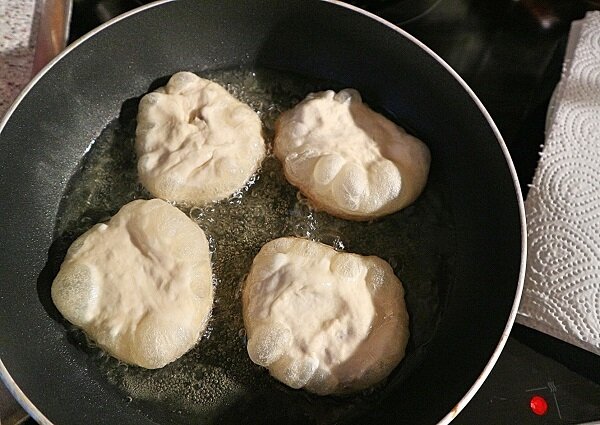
[
  {"x1": 247, "y1": 324, "x2": 292, "y2": 367},
  {"x1": 274, "y1": 89, "x2": 431, "y2": 220},
  {"x1": 242, "y1": 237, "x2": 409, "y2": 395},
  {"x1": 136, "y1": 71, "x2": 266, "y2": 204},
  {"x1": 51, "y1": 199, "x2": 214, "y2": 369}
]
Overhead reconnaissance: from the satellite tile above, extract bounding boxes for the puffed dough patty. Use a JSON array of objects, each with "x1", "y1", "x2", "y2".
[
  {"x1": 274, "y1": 89, "x2": 430, "y2": 220},
  {"x1": 242, "y1": 237, "x2": 409, "y2": 395},
  {"x1": 136, "y1": 71, "x2": 265, "y2": 204},
  {"x1": 51, "y1": 199, "x2": 213, "y2": 369}
]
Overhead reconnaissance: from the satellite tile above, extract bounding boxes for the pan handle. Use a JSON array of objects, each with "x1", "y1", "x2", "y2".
[{"x1": 31, "y1": 0, "x2": 73, "y2": 76}]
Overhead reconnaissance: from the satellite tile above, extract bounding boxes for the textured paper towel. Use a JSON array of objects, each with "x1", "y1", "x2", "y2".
[{"x1": 517, "y1": 11, "x2": 600, "y2": 356}]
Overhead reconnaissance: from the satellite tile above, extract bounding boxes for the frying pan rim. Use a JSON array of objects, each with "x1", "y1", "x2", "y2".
[{"x1": 0, "y1": 0, "x2": 527, "y2": 424}]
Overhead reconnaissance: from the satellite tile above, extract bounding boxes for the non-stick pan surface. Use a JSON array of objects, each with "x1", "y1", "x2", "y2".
[{"x1": 0, "y1": 1, "x2": 525, "y2": 424}]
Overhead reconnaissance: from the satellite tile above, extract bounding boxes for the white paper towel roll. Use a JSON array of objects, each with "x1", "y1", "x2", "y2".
[{"x1": 517, "y1": 11, "x2": 600, "y2": 356}]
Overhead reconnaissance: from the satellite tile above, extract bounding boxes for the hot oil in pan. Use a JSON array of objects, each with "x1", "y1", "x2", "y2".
[{"x1": 54, "y1": 68, "x2": 455, "y2": 424}]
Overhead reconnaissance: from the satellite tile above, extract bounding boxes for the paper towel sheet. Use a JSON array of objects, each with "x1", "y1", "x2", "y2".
[{"x1": 517, "y1": 11, "x2": 600, "y2": 355}]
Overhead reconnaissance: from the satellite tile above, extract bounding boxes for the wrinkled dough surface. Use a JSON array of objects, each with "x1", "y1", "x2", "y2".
[
  {"x1": 136, "y1": 71, "x2": 266, "y2": 204},
  {"x1": 51, "y1": 199, "x2": 213, "y2": 369},
  {"x1": 274, "y1": 89, "x2": 430, "y2": 220},
  {"x1": 242, "y1": 237, "x2": 409, "y2": 394}
]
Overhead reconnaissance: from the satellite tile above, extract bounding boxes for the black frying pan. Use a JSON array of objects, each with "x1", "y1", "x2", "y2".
[{"x1": 0, "y1": 1, "x2": 525, "y2": 423}]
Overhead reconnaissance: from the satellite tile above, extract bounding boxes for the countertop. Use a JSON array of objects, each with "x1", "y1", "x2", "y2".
[{"x1": 0, "y1": 0, "x2": 39, "y2": 117}]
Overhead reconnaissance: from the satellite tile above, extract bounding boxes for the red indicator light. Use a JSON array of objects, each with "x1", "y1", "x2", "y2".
[{"x1": 529, "y1": 395, "x2": 548, "y2": 416}]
